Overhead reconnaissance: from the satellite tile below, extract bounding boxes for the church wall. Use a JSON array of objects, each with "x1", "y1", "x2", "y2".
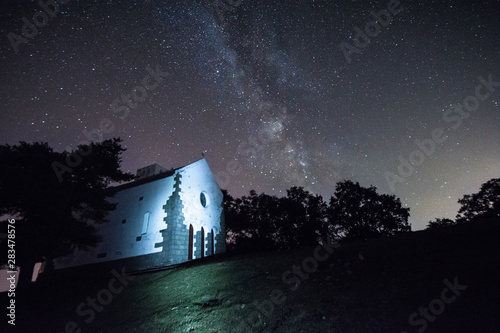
[{"x1": 53, "y1": 159, "x2": 225, "y2": 271}]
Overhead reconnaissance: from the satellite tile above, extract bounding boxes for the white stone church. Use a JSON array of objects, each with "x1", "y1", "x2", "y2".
[{"x1": 53, "y1": 158, "x2": 226, "y2": 272}]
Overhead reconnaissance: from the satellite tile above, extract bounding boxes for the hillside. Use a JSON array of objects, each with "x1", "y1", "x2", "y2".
[{"x1": 6, "y1": 217, "x2": 500, "y2": 333}]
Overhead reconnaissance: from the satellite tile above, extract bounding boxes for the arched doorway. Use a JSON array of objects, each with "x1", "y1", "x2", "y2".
[
  {"x1": 188, "y1": 224, "x2": 193, "y2": 260},
  {"x1": 211, "y1": 229, "x2": 215, "y2": 256},
  {"x1": 200, "y1": 227, "x2": 205, "y2": 259}
]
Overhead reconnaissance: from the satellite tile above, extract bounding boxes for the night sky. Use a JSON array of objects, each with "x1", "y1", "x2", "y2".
[{"x1": 1, "y1": 0, "x2": 499, "y2": 230}]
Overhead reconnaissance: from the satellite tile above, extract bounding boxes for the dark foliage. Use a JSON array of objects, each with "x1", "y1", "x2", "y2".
[
  {"x1": 0, "y1": 139, "x2": 133, "y2": 266},
  {"x1": 426, "y1": 218, "x2": 456, "y2": 229},
  {"x1": 328, "y1": 180, "x2": 411, "y2": 241},
  {"x1": 456, "y1": 178, "x2": 500, "y2": 223},
  {"x1": 225, "y1": 181, "x2": 411, "y2": 252},
  {"x1": 224, "y1": 187, "x2": 330, "y2": 253}
]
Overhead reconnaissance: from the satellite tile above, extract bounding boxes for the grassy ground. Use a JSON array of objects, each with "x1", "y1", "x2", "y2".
[{"x1": 5, "y1": 217, "x2": 500, "y2": 333}]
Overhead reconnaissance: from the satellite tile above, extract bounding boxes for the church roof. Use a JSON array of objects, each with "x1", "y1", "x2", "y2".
[{"x1": 107, "y1": 158, "x2": 205, "y2": 193}]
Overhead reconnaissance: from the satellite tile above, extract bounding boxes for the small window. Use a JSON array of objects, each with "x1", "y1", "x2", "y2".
[
  {"x1": 139, "y1": 196, "x2": 144, "y2": 201},
  {"x1": 136, "y1": 236, "x2": 142, "y2": 241},
  {"x1": 122, "y1": 219, "x2": 126, "y2": 224},
  {"x1": 97, "y1": 253, "x2": 107, "y2": 258},
  {"x1": 142, "y1": 212, "x2": 151, "y2": 234},
  {"x1": 200, "y1": 191, "x2": 209, "y2": 208}
]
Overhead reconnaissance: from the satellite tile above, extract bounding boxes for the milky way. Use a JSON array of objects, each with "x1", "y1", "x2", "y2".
[{"x1": 1, "y1": 0, "x2": 499, "y2": 230}]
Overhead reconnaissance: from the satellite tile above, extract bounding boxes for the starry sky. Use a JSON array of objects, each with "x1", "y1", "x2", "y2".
[{"x1": 1, "y1": 0, "x2": 499, "y2": 230}]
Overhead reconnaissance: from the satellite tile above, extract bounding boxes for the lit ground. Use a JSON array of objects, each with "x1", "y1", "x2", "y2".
[{"x1": 6, "y1": 217, "x2": 500, "y2": 333}]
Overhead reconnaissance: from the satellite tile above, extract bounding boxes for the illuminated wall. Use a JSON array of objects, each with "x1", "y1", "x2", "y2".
[{"x1": 54, "y1": 159, "x2": 225, "y2": 270}]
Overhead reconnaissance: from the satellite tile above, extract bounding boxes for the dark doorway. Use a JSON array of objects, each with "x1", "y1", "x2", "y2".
[
  {"x1": 211, "y1": 229, "x2": 215, "y2": 256},
  {"x1": 201, "y1": 227, "x2": 205, "y2": 259},
  {"x1": 188, "y1": 224, "x2": 193, "y2": 260}
]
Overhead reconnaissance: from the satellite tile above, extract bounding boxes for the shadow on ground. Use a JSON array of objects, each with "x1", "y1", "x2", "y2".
[{"x1": 4, "y1": 217, "x2": 500, "y2": 333}]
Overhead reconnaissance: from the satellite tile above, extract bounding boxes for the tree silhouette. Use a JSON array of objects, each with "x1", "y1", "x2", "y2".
[
  {"x1": 225, "y1": 181, "x2": 412, "y2": 252},
  {"x1": 224, "y1": 187, "x2": 331, "y2": 253},
  {"x1": 224, "y1": 189, "x2": 282, "y2": 252},
  {"x1": 328, "y1": 180, "x2": 410, "y2": 240},
  {"x1": 280, "y1": 187, "x2": 328, "y2": 248},
  {"x1": 456, "y1": 178, "x2": 500, "y2": 223},
  {"x1": 0, "y1": 139, "x2": 133, "y2": 274},
  {"x1": 426, "y1": 218, "x2": 456, "y2": 229}
]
